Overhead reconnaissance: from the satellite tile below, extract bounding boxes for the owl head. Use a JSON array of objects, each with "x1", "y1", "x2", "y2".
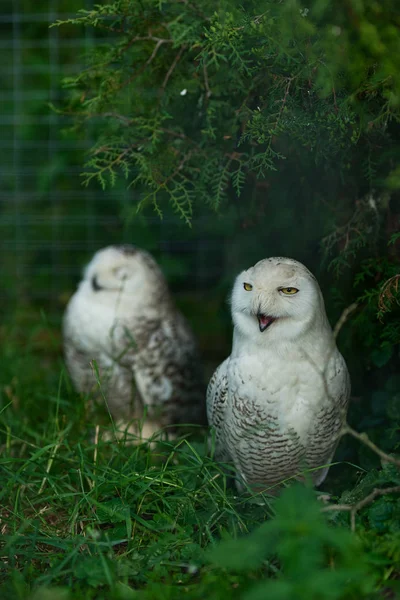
[
  {"x1": 81, "y1": 245, "x2": 167, "y2": 300},
  {"x1": 230, "y1": 257, "x2": 329, "y2": 343}
]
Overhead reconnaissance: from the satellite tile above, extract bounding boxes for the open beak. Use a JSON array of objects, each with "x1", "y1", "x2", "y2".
[{"x1": 257, "y1": 314, "x2": 275, "y2": 332}]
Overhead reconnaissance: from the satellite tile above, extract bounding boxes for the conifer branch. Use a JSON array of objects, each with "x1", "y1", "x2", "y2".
[
  {"x1": 120, "y1": 33, "x2": 173, "y2": 56},
  {"x1": 160, "y1": 45, "x2": 187, "y2": 93},
  {"x1": 162, "y1": 150, "x2": 194, "y2": 186},
  {"x1": 276, "y1": 77, "x2": 293, "y2": 124},
  {"x1": 121, "y1": 38, "x2": 173, "y2": 91}
]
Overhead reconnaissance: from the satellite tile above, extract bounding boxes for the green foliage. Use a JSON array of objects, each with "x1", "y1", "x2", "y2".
[
  {"x1": 352, "y1": 250, "x2": 400, "y2": 359},
  {"x1": 209, "y1": 485, "x2": 376, "y2": 599},
  {"x1": 53, "y1": 0, "x2": 400, "y2": 215},
  {"x1": 1, "y1": 318, "x2": 400, "y2": 600},
  {"x1": 53, "y1": 0, "x2": 400, "y2": 364},
  {"x1": 2, "y1": 1, "x2": 400, "y2": 598}
]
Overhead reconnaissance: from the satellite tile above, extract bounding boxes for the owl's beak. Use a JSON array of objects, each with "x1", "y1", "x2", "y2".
[
  {"x1": 257, "y1": 314, "x2": 275, "y2": 332},
  {"x1": 91, "y1": 275, "x2": 104, "y2": 292}
]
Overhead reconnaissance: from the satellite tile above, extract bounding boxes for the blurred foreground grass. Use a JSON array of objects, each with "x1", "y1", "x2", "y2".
[{"x1": 0, "y1": 312, "x2": 399, "y2": 600}]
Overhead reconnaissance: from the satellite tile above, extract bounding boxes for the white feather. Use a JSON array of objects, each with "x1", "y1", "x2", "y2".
[
  {"x1": 63, "y1": 245, "x2": 206, "y2": 436},
  {"x1": 207, "y1": 257, "x2": 350, "y2": 492}
]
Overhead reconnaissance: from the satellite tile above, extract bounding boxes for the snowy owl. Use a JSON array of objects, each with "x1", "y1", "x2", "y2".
[
  {"x1": 63, "y1": 245, "x2": 206, "y2": 436},
  {"x1": 207, "y1": 257, "x2": 350, "y2": 492}
]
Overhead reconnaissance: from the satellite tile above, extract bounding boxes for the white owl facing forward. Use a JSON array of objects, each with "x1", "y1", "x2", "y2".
[
  {"x1": 207, "y1": 257, "x2": 350, "y2": 492},
  {"x1": 63, "y1": 245, "x2": 206, "y2": 435}
]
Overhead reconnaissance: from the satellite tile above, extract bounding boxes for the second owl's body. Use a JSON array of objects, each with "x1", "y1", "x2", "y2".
[
  {"x1": 63, "y1": 245, "x2": 206, "y2": 431},
  {"x1": 207, "y1": 257, "x2": 350, "y2": 492}
]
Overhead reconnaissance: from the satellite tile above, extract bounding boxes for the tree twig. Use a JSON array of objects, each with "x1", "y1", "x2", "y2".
[
  {"x1": 119, "y1": 33, "x2": 173, "y2": 57},
  {"x1": 333, "y1": 302, "x2": 358, "y2": 339},
  {"x1": 161, "y1": 150, "x2": 193, "y2": 186},
  {"x1": 203, "y1": 63, "x2": 211, "y2": 99},
  {"x1": 332, "y1": 86, "x2": 338, "y2": 112},
  {"x1": 318, "y1": 303, "x2": 400, "y2": 531},
  {"x1": 341, "y1": 424, "x2": 400, "y2": 467},
  {"x1": 160, "y1": 45, "x2": 187, "y2": 93},
  {"x1": 321, "y1": 419, "x2": 400, "y2": 531},
  {"x1": 322, "y1": 486, "x2": 400, "y2": 532},
  {"x1": 120, "y1": 38, "x2": 170, "y2": 91},
  {"x1": 275, "y1": 77, "x2": 293, "y2": 126}
]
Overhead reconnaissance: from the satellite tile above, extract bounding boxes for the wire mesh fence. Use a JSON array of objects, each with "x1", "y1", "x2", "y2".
[
  {"x1": 2, "y1": 0, "x2": 105, "y2": 307},
  {"x1": 1, "y1": 0, "x2": 235, "y2": 318}
]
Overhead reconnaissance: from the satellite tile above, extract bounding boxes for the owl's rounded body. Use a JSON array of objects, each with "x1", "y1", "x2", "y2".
[
  {"x1": 207, "y1": 257, "x2": 350, "y2": 492},
  {"x1": 63, "y1": 245, "x2": 206, "y2": 430}
]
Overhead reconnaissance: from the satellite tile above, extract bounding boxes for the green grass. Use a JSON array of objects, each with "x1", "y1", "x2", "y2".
[{"x1": 1, "y1": 312, "x2": 400, "y2": 600}]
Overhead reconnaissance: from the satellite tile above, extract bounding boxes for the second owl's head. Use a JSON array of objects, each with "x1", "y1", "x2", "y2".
[
  {"x1": 82, "y1": 245, "x2": 167, "y2": 298},
  {"x1": 231, "y1": 257, "x2": 329, "y2": 343}
]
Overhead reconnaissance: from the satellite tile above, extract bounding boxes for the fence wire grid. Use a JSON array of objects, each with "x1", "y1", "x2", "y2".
[{"x1": 1, "y1": 0, "x2": 235, "y2": 317}]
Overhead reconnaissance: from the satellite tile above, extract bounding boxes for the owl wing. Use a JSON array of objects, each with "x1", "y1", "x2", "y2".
[
  {"x1": 118, "y1": 312, "x2": 206, "y2": 428},
  {"x1": 207, "y1": 358, "x2": 231, "y2": 462},
  {"x1": 64, "y1": 333, "x2": 135, "y2": 419},
  {"x1": 306, "y1": 351, "x2": 351, "y2": 486},
  {"x1": 64, "y1": 336, "x2": 95, "y2": 397}
]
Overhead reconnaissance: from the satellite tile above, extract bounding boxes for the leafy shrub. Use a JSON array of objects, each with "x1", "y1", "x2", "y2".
[{"x1": 53, "y1": 0, "x2": 400, "y2": 354}]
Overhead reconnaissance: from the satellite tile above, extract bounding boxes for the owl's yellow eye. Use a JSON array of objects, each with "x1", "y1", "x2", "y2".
[
  {"x1": 280, "y1": 287, "x2": 299, "y2": 295},
  {"x1": 243, "y1": 282, "x2": 253, "y2": 291}
]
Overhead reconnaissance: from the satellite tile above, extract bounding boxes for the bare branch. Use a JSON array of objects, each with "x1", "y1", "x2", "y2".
[
  {"x1": 333, "y1": 302, "x2": 358, "y2": 339},
  {"x1": 161, "y1": 150, "x2": 193, "y2": 186},
  {"x1": 320, "y1": 421, "x2": 400, "y2": 531},
  {"x1": 276, "y1": 77, "x2": 293, "y2": 123},
  {"x1": 203, "y1": 63, "x2": 212, "y2": 100},
  {"x1": 300, "y1": 300, "x2": 400, "y2": 532},
  {"x1": 332, "y1": 86, "x2": 338, "y2": 112},
  {"x1": 119, "y1": 33, "x2": 173, "y2": 56},
  {"x1": 341, "y1": 424, "x2": 400, "y2": 467},
  {"x1": 160, "y1": 45, "x2": 187, "y2": 93},
  {"x1": 322, "y1": 486, "x2": 400, "y2": 532},
  {"x1": 121, "y1": 38, "x2": 171, "y2": 91},
  {"x1": 147, "y1": 38, "x2": 166, "y2": 67},
  {"x1": 97, "y1": 112, "x2": 136, "y2": 125}
]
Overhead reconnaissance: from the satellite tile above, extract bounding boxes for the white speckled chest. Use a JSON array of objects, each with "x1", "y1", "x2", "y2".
[{"x1": 221, "y1": 348, "x2": 348, "y2": 487}]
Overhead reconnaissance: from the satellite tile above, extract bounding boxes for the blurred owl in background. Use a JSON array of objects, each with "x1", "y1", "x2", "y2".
[
  {"x1": 63, "y1": 245, "x2": 206, "y2": 438},
  {"x1": 207, "y1": 257, "x2": 350, "y2": 493}
]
